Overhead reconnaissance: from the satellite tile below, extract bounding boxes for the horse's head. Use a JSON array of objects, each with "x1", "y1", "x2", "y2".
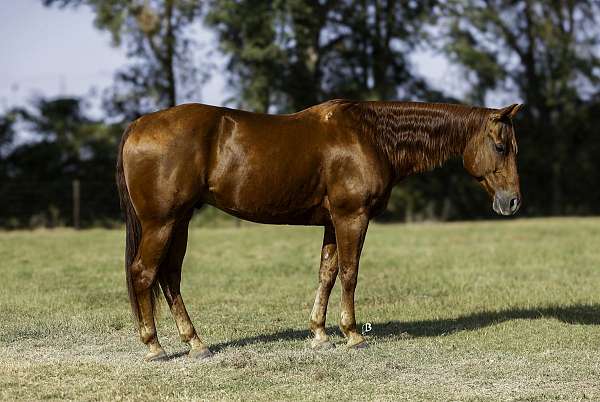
[{"x1": 463, "y1": 104, "x2": 523, "y2": 216}]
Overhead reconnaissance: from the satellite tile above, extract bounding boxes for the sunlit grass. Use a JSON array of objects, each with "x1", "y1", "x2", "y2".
[{"x1": 1, "y1": 218, "x2": 600, "y2": 400}]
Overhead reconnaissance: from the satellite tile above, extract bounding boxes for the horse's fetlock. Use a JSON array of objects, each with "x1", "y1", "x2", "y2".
[
  {"x1": 309, "y1": 318, "x2": 323, "y2": 333},
  {"x1": 179, "y1": 329, "x2": 195, "y2": 343},
  {"x1": 339, "y1": 322, "x2": 352, "y2": 336},
  {"x1": 140, "y1": 330, "x2": 157, "y2": 345},
  {"x1": 340, "y1": 311, "x2": 356, "y2": 333}
]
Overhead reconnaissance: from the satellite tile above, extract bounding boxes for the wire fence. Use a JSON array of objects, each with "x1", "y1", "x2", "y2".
[
  {"x1": 0, "y1": 179, "x2": 247, "y2": 229},
  {"x1": 0, "y1": 180, "x2": 120, "y2": 229}
]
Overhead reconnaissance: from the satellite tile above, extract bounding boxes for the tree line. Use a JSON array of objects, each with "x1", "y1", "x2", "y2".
[{"x1": 1, "y1": 0, "x2": 599, "y2": 227}]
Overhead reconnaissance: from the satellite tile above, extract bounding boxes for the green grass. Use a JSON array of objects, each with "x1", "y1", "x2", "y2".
[{"x1": 1, "y1": 218, "x2": 600, "y2": 401}]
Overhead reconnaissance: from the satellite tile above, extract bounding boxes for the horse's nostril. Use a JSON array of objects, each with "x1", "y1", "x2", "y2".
[{"x1": 509, "y1": 197, "x2": 520, "y2": 211}]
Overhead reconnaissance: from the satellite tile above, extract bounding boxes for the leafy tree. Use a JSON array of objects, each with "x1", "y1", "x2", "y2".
[
  {"x1": 439, "y1": 0, "x2": 600, "y2": 215},
  {"x1": 0, "y1": 98, "x2": 122, "y2": 227},
  {"x1": 43, "y1": 0, "x2": 206, "y2": 119},
  {"x1": 0, "y1": 109, "x2": 18, "y2": 183},
  {"x1": 206, "y1": 0, "x2": 446, "y2": 113},
  {"x1": 0, "y1": 111, "x2": 16, "y2": 152},
  {"x1": 205, "y1": 0, "x2": 285, "y2": 112}
]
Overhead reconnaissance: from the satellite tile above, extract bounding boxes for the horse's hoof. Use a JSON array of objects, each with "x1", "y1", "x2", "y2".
[
  {"x1": 347, "y1": 340, "x2": 369, "y2": 350},
  {"x1": 311, "y1": 339, "x2": 335, "y2": 350},
  {"x1": 189, "y1": 347, "x2": 213, "y2": 360},
  {"x1": 144, "y1": 349, "x2": 168, "y2": 362}
]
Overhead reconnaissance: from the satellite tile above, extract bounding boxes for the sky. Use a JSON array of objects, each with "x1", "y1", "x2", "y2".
[
  {"x1": 0, "y1": 0, "x2": 475, "y2": 117},
  {"x1": 0, "y1": 1, "x2": 125, "y2": 111},
  {"x1": 0, "y1": 0, "x2": 228, "y2": 114}
]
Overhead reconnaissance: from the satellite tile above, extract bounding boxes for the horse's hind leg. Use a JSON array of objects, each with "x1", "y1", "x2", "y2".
[
  {"x1": 159, "y1": 212, "x2": 212, "y2": 360},
  {"x1": 309, "y1": 225, "x2": 338, "y2": 349},
  {"x1": 132, "y1": 219, "x2": 175, "y2": 361}
]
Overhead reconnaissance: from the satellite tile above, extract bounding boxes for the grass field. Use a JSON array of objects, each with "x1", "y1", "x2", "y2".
[{"x1": 2, "y1": 218, "x2": 600, "y2": 401}]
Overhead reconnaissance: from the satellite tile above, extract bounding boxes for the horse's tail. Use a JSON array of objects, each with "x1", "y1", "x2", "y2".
[{"x1": 116, "y1": 121, "x2": 152, "y2": 325}]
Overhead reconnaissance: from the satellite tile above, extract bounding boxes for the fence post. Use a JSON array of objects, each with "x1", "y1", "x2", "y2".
[{"x1": 72, "y1": 179, "x2": 80, "y2": 229}]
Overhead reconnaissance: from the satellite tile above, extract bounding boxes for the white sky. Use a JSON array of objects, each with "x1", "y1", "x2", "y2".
[
  {"x1": 0, "y1": 0, "x2": 491, "y2": 117},
  {"x1": 1, "y1": 1, "x2": 124, "y2": 110},
  {"x1": 0, "y1": 0, "x2": 228, "y2": 114}
]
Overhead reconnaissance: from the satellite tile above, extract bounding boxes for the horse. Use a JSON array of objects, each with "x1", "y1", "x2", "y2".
[{"x1": 116, "y1": 99, "x2": 523, "y2": 361}]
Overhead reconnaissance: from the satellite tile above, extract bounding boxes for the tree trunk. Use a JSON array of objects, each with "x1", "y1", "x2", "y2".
[
  {"x1": 165, "y1": 0, "x2": 176, "y2": 107},
  {"x1": 551, "y1": 160, "x2": 562, "y2": 215}
]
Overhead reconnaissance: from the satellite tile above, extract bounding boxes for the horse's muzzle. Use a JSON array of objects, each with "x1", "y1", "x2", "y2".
[{"x1": 493, "y1": 191, "x2": 521, "y2": 216}]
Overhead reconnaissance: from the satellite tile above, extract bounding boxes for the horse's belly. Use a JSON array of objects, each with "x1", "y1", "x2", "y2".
[
  {"x1": 207, "y1": 199, "x2": 330, "y2": 225},
  {"x1": 206, "y1": 165, "x2": 328, "y2": 225}
]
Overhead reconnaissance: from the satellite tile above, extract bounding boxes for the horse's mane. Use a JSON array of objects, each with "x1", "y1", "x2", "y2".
[{"x1": 333, "y1": 100, "x2": 493, "y2": 175}]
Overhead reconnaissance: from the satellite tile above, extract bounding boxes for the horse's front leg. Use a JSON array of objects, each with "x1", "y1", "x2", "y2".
[
  {"x1": 309, "y1": 225, "x2": 338, "y2": 349},
  {"x1": 332, "y1": 211, "x2": 369, "y2": 348}
]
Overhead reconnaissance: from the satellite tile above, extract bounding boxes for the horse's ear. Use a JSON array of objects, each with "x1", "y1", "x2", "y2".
[
  {"x1": 491, "y1": 104, "x2": 523, "y2": 121},
  {"x1": 508, "y1": 103, "x2": 523, "y2": 119}
]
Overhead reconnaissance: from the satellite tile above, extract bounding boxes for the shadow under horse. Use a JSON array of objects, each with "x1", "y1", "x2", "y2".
[{"x1": 207, "y1": 304, "x2": 600, "y2": 353}]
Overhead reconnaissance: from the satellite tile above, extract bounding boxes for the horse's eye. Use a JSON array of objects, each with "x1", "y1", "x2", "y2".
[{"x1": 495, "y1": 143, "x2": 506, "y2": 154}]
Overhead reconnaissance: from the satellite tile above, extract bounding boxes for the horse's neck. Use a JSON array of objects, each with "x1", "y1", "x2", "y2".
[{"x1": 358, "y1": 102, "x2": 489, "y2": 177}]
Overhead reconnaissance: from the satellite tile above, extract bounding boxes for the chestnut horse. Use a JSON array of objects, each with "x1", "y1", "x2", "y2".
[{"x1": 116, "y1": 100, "x2": 523, "y2": 361}]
